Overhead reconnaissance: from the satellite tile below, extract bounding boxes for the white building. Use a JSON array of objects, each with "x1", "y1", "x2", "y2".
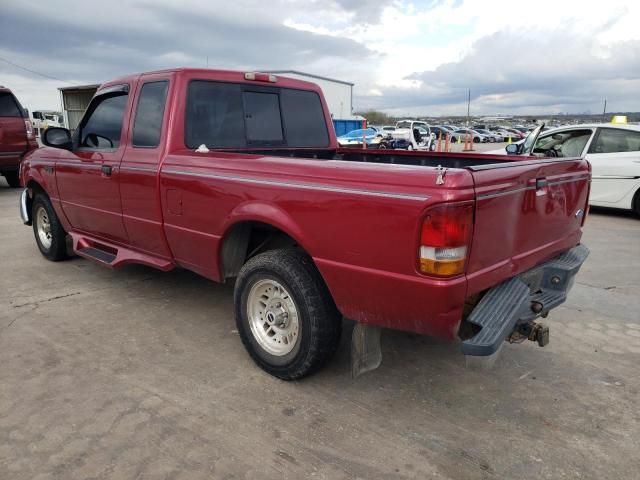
[{"x1": 265, "y1": 70, "x2": 355, "y2": 120}]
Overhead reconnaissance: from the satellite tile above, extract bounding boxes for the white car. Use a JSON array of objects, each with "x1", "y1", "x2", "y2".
[
  {"x1": 393, "y1": 120, "x2": 435, "y2": 150},
  {"x1": 493, "y1": 124, "x2": 640, "y2": 215}
]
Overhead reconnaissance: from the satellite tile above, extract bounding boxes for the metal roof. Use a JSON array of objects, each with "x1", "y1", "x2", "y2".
[
  {"x1": 58, "y1": 84, "x2": 100, "y2": 92},
  {"x1": 261, "y1": 70, "x2": 354, "y2": 86}
]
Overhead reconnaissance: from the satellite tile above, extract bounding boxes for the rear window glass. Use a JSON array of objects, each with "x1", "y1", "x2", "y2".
[
  {"x1": 185, "y1": 81, "x2": 329, "y2": 149},
  {"x1": 0, "y1": 92, "x2": 22, "y2": 117},
  {"x1": 243, "y1": 91, "x2": 283, "y2": 144},
  {"x1": 280, "y1": 89, "x2": 329, "y2": 147}
]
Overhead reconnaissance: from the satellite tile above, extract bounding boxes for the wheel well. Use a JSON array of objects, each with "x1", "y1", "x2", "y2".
[
  {"x1": 633, "y1": 187, "x2": 640, "y2": 216},
  {"x1": 25, "y1": 180, "x2": 46, "y2": 218},
  {"x1": 221, "y1": 221, "x2": 299, "y2": 279}
]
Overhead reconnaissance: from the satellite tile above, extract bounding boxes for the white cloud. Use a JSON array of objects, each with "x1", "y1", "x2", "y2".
[{"x1": 1, "y1": 0, "x2": 639, "y2": 115}]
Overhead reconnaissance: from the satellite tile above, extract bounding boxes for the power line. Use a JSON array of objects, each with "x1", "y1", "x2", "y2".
[{"x1": 0, "y1": 55, "x2": 75, "y2": 85}]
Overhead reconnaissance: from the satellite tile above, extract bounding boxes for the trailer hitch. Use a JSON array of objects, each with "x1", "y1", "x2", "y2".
[{"x1": 508, "y1": 321, "x2": 550, "y2": 347}]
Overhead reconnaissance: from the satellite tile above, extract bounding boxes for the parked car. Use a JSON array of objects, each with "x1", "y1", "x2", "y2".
[
  {"x1": 21, "y1": 68, "x2": 590, "y2": 380},
  {"x1": 337, "y1": 128, "x2": 382, "y2": 147},
  {"x1": 31, "y1": 110, "x2": 64, "y2": 135},
  {"x1": 475, "y1": 129, "x2": 502, "y2": 143},
  {"x1": 503, "y1": 128, "x2": 526, "y2": 140},
  {"x1": 381, "y1": 125, "x2": 396, "y2": 133},
  {"x1": 431, "y1": 126, "x2": 455, "y2": 141},
  {"x1": 453, "y1": 128, "x2": 486, "y2": 143},
  {"x1": 393, "y1": 120, "x2": 435, "y2": 150},
  {"x1": 0, "y1": 86, "x2": 38, "y2": 187},
  {"x1": 499, "y1": 124, "x2": 640, "y2": 215}
]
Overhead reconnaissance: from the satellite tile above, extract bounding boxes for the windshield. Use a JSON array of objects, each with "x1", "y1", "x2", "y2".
[{"x1": 396, "y1": 121, "x2": 411, "y2": 129}]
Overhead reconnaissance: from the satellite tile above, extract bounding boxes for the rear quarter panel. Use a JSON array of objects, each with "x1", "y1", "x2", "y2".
[{"x1": 159, "y1": 151, "x2": 476, "y2": 338}]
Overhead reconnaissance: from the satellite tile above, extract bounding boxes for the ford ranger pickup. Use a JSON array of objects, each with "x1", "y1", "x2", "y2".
[
  {"x1": 20, "y1": 69, "x2": 590, "y2": 379},
  {"x1": 1, "y1": 86, "x2": 37, "y2": 187}
]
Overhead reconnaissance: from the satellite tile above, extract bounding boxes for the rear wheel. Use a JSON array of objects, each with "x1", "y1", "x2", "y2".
[
  {"x1": 3, "y1": 172, "x2": 20, "y2": 188},
  {"x1": 32, "y1": 194, "x2": 69, "y2": 261},
  {"x1": 234, "y1": 249, "x2": 342, "y2": 380}
]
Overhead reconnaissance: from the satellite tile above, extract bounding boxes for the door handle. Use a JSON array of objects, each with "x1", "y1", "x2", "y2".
[{"x1": 101, "y1": 165, "x2": 113, "y2": 176}]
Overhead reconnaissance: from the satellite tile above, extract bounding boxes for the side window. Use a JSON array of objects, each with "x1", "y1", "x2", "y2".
[
  {"x1": 132, "y1": 81, "x2": 168, "y2": 147},
  {"x1": 243, "y1": 91, "x2": 284, "y2": 145},
  {"x1": 533, "y1": 130, "x2": 591, "y2": 157},
  {"x1": 185, "y1": 81, "x2": 245, "y2": 149},
  {"x1": 80, "y1": 93, "x2": 128, "y2": 149},
  {"x1": 591, "y1": 128, "x2": 640, "y2": 154},
  {"x1": 0, "y1": 92, "x2": 22, "y2": 117}
]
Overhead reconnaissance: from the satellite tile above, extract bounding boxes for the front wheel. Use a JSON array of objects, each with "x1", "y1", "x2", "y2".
[
  {"x1": 32, "y1": 194, "x2": 69, "y2": 261},
  {"x1": 633, "y1": 188, "x2": 640, "y2": 217},
  {"x1": 234, "y1": 249, "x2": 342, "y2": 380}
]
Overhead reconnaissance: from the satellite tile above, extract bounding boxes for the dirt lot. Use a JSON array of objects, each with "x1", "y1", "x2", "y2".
[{"x1": 1, "y1": 179, "x2": 639, "y2": 480}]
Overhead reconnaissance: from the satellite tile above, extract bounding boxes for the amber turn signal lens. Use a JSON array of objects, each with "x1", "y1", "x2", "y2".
[{"x1": 419, "y1": 257, "x2": 466, "y2": 276}]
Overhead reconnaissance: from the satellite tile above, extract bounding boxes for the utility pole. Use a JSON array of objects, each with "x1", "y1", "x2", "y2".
[
  {"x1": 466, "y1": 89, "x2": 471, "y2": 126},
  {"x1": 206, "y1": 56, "x2": 209, "y2": 68},
  {"x1": 601, "y1": 99, "x2": 607, "y2": 123}
]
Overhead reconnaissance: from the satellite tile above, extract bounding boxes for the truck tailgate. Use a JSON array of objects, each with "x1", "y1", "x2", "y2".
[{"x1": 466, "y1": 158, "x2": 590, "y2": 295}]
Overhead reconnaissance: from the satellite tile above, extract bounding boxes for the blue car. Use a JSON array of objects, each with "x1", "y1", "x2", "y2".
[{"x1": 337, "y1": 128, "x2": 382, "y2": 148}]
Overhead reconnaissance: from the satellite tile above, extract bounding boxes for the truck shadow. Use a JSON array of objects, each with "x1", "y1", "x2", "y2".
[{"x1": 110, "y1": 262, "x2": 526, "y2": 389}]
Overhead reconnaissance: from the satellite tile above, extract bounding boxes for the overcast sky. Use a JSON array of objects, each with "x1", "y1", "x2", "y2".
[{"x1": 1, "y1": 0, "x2": 639, "y2": 116}]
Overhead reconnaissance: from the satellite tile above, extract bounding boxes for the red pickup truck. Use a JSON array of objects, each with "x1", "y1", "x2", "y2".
[
  {"x1": 20, "y1": 69, "x2": 590, "y2": 379},
  {"x1": 1, "y1": 86, "x2": 37, "y2": 187}
]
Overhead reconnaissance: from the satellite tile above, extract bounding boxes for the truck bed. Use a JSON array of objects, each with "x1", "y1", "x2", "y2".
[{"x1": 228, "y1": 147, "x2": 533, "y2": 169}]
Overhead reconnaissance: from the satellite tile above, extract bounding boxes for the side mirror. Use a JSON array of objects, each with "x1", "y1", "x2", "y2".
[
  {"x1": 42, "y1": 127, "x2": 72, "y2": 150},
  {"x1": 505, "y1": 143, "x2": 519, "y2": 154}
]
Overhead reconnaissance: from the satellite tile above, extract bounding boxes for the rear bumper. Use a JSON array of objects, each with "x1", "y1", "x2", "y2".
[{"x1": 462, "y1": 244, "x2": 589, "y2": 356}]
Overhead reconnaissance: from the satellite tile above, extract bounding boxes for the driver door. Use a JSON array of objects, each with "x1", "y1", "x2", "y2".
[{"x1": 55, "y1": 84, "x2": 132, "y2": 244}]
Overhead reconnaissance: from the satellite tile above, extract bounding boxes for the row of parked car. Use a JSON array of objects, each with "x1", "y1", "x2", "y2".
[{"x1": 337, "y1": 121, "x2": 533, "y2": 151}]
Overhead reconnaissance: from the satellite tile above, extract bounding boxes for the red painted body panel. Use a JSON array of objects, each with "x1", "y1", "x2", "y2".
[
  {"x1": 20, "y1": 68, "x2": 591, "y2": 341},
  {"x1": 0, "y1": 87, "x2": 37, "y2": 176}
]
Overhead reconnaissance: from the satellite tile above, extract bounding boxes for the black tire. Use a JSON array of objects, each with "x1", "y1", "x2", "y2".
[
  {"x1": 3, "y1": 172, "x2": 20, "y2": 188},
  {"x1": 234, "y1": 248, "x2": 342, "y2": 380},
  {"x1": 473, "y1": 137, "x2": 480, "y2": 143},
  {"x1": 32, "y1": 194, "x2": 69, "y2": 261},
  {"x1": 633, "y1": 189, "x2": 640, "y2": 217}
]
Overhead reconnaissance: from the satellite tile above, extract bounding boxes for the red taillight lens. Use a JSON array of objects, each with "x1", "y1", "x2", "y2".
[{"x1": 418, "y1": 203, "x2": 473, "y2": 276}]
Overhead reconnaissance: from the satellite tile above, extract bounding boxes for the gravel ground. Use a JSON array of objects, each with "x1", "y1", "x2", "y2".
[{"x1": 1, "y1": 179, "x2": 638, "y2": 480}]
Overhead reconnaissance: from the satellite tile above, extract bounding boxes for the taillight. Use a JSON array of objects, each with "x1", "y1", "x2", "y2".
[
  {"x1": 418, "y1": 203, "x2": 473, "y2": 276},
  {"x1": 24, "y1": 120, "x2": 34, "y2": 140},
  {"x1": 244, "y1": 72, "x2": 277, "y2": 83}
]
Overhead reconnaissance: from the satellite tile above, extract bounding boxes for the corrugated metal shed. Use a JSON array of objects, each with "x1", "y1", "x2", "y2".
[{"x1": 58, "y1": 84, "x2": 99, "y2": 133}]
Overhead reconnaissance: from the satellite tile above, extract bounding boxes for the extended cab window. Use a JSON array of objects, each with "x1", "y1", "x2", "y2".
[
  {"x1": 591, "y1": 128, "x2": 640, "y2": 154},
  {"x1": 0, "y1": 92, "x2": 22, "y2": 117},
  {"x1": 80, "y1": 93, "x2": 128, "y2": 149},
  {"x1": 185, "y1": 81, "x2": 329, "y2": 149},
  {"x1": 133, "y1": 81, "x2": 169, "y2": 147}
]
